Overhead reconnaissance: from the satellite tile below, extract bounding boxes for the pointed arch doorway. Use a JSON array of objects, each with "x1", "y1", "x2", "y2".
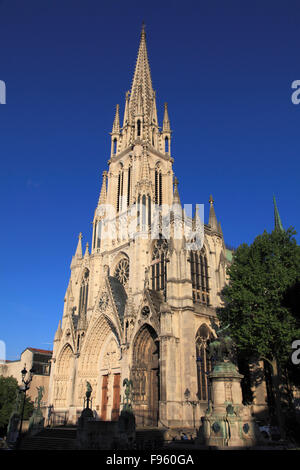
[{"x1": 131, "y1": 324, "x2": 159, "y2": 427}]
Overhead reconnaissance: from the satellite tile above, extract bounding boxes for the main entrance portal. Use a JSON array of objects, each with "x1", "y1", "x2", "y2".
[{"x1": 131, "y1": 324, "x2": 159, "y2": 427}]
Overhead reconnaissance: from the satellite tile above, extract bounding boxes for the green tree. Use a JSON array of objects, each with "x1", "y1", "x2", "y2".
[
  {"x1": 218, "y1": 228, "x2": 300, "y2": 365},
  {"x1": 217, "y1": 228, "x2": 300, "y2": 437},
  {"x1": 0, "y1": 376, "x2": 34, "y2": 437}
]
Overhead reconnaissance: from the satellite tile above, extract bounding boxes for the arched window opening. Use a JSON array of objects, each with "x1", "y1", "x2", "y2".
[
  {"x1": 190, "y1": 250, "x2": 210, "y2": 305},
  {"x1": 165, "y1": 137, "x2": 169, "y2": 153},
  {"x1": 148, "y1": 195, "x2": 151, "y2": 227},
  {"x1": 142, "y1": 194, "x2": 146, "y2": 230},
  {"x1": 137, "y1": 120, "x2": 141, "y2": 137},
  {"x1": 117, "y1": 167, "x2": 124, "y2": 213},
  {"x1": 137, "y1": 195, "x2": 141, "y2": 227},
  {"x1": 196, "y1": 325, "x2": 213, "y2": 401},
  {"x1": 93, "y1": 221, "x2": 97, "y2": 249},
  {"x1": 79, "y1": 268, "x2": 89, "y2": 316},
  {"x1": 151, "y1": 236, "x2": 168, "y2": 296},
  {"x1": 97, "y1": 220, "x2": 102, "y2": 249},
  {"x1": 113, "y1": 138, "x2": 117, "y2": 155},
  {"x1": 127, "y1": 166, "x2": 131, "y2": 207},
  {"x1": 155, "y1": 165, "x2": 162, "y2": 206}
]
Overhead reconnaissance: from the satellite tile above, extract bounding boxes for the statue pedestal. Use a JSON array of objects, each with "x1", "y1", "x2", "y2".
[
  {"x1": 28, "y1": 409, "x2": 45, "y2": 437},
  {"x1": 203, "y1": 361, "x2": 258, "y2": 448}
]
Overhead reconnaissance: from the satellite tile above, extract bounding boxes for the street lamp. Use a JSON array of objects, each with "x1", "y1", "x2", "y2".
[{"x1": 16, "y1": 365, "x2": 34, "y2": 450}]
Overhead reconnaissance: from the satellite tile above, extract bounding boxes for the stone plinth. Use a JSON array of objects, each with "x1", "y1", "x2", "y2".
[
  {"x1": 76, "y1": 410, "x2": 136, "y2": 450},
  {"x1": 203, "y1": 361, "x2": 259, "y2": 448}
]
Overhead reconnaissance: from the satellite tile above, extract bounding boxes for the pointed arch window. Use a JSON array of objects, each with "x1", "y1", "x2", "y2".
[
  {"x1": 165, "y1": 137, "x2": 169, "y2": 154},
  {"x1": 190, "y1": 250, "x2": 210, "y2": 305},
  {"x1": 79, "y1": 268, "x2": 89, "y2": 316},
  {"x1": 117, "y1": 165, "x2": 124, "y2": 213},
  {"x1": 137, "y1": 120, "x2": 141, "y2": 137},
  {"x1": 113, "y1": 138, "x2": 117, "y2": 155},
  {"x1": 142, "y1": 194, "x2": 146, "y2": 230},
  {"x1": 97, "y1": 220, "x2": 102, "y2": 248},
  {"x1": 196, "y1": 324, "x2": 213, "y2": 401},
  {"x1": 151, "y1": 236, "x2": 168, "y2": 295},
  {"x1": 155, "y1": 164, "x2": 162, "y2": 206},
  {"x1": 127, "y1": 165, "x2": 131, "y2": 207}
]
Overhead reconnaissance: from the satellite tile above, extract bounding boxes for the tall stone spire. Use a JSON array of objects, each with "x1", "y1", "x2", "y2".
[
  {"x1": 273, "y1": 195, "x2": 284, "y2": 231},
  {"x1": 129, "y1": 24, "x2": 154, "y2": 120},
  {"x1": 208, "y1": 195, "x2": 218, "y2": 231}
]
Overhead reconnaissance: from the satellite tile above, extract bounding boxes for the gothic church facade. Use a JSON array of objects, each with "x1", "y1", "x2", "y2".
[{"x1": 47, "y1": 27, "x2": 233, "y2": 428}]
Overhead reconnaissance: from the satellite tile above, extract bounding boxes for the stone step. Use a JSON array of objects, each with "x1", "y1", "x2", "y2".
[
  {"x1": 20, "y1": 427, "x2": 77, "y2": 450},
  {"x1": 37, "y1": 427, "x2": 77, "y2": 439},
  {"x1": 20, "y1": 436, "x2": 76, "y2": 450}
]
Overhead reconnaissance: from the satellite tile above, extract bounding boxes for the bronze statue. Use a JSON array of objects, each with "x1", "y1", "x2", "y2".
[
  {"x1": 209, "y1": 324, "x2": 235, "y2": 362},
  {"x1": 122, "y1": 378, "x2": 133, "y2": 411}
]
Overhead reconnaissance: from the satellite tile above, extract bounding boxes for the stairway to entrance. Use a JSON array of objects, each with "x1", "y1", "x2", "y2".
[
  {"x1": 19, "y1": 427, "x2": 77, "y2": 450},
  {"x1": 135, "y1": 427, "x2": 170, "y2": 450}
]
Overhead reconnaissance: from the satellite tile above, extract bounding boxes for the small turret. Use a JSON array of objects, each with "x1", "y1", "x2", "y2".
[
  {"x1": 111, "y1": 104, "x2": 120, "y2": 156},
  {"x1": 98, "y1": 171, "x2": 107, "y2": 206},
  {"x1": 162, "y1": 103, "x2": 171, "y2": 154},
  {"x1": 173, "y1": 177, "x2": 182, "y2": 207},
  {"x1": 75, "y1": 232, "x2": 83, "y2": 259},
  {"x1": 208, "y1": 195, "x2": 218, "y2": 231},
  {"x1": 84, "y1": 242, "x2": 89, "y2": 258}
]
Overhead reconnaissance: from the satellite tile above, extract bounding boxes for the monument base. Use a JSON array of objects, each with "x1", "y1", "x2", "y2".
[{"x1": 202, "y1": 361, "x2": 260, "y2": 448}]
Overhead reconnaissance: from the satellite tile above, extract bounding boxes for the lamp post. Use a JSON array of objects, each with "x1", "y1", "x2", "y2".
[
  {"x1": 16, "y1": 365, "x2": 34, "y2": 450},
  {"x1": 184, "y1": 388, "x2": 199, "y2": 430}
]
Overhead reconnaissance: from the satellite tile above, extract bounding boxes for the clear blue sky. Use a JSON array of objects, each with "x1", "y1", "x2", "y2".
[{"x1": 1, "y1": 0, "x2": 300, "y2": 360}]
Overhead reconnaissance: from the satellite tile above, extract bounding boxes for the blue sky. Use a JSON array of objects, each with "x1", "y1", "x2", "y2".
[{"x1": 1, "y1": 0, "x2": 300, "y2": 360}]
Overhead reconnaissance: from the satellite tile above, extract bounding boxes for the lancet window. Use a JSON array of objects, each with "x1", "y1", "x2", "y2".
[
  {"x1": 190, "y1": 250, "x2": 210, "y2": 305},
  {"x1": 79, "y1": 268, "x2": 89, "y2": 316},
  {"x1": 117, "y1": 164, "x2": 124, "y2": 213},
  {"x1": 195, "y1": 324, "x2": 213, "y2": 401},
  {"x1": 155, "y1": 164, "x2": 162, "y2": 206},
  {"x1": 151, "y1": 236, "x2": 168, "y2": 294}
]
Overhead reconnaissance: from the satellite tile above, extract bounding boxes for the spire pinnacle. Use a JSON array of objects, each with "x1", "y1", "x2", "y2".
[
  {"x1": 75, "y1": 232, "x2": 83, "y2": 258},
  {"x1": 273, "y1": 195, "x2": 284, "y2": 231},
  {"x1": 163, "y1": 102, "x2": 171, "y2": 132},
  {"x1": 98, "y1": 171, "x2": 107, "y2": 206},
  {"x1": 208, "y1": 195, "x2": 218, "y2": 231},
  {"x1": 173, "y1": 177, "x2": 182, "y2": 206},
  {"x1": 84, "y1": 242, "x2": 89, "y2": 258},
  {"x1": 112, "y1": 104, "x2": 120, "y2": 134}
]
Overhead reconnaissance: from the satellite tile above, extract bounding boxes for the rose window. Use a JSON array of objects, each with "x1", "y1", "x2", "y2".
[{"x1": 114, "y1": 258, "x2": 129, "y2": 286}]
